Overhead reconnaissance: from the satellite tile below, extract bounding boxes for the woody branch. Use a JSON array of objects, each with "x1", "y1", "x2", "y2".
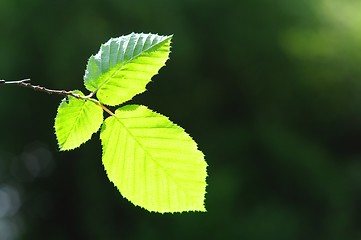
[{"x1": 0, "y1": 79, "x2": 86, "y2": 99}]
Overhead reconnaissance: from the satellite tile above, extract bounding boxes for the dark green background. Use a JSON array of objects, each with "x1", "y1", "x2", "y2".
[{"x1": 1, "y1": 0, "x2": 361, "y2": 239}]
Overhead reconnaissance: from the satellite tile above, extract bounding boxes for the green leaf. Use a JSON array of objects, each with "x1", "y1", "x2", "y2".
[
  {"x1": 100, "y1": 105, "x2": 207, "y2": 213},
  {"x1": 55, "y1": 91, "x2": 103, "y2": 151},
  {"x1": 84, "y1": 33, "x2": 172, "y2": 106}
]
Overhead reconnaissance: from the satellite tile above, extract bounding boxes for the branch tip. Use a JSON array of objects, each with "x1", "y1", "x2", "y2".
[{"x1": 0, "y1": 78, "x2": 97, "y2": 102}]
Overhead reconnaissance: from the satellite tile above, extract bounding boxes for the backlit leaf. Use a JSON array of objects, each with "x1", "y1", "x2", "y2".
[
  {"x1": 55, "y1": 91, "x2": 103, "y2": 151},
  {"x1": 84, "y1": 33, "x2": 172, "y2": 106},
  {"x1": 100, "y1": 105, "x2": 207, "y2": 213}
]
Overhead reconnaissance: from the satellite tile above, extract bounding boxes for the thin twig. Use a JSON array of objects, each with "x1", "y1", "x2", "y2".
[
  {"x1": 0, "y1": 78, "x2": 31, "y2": 84},
  {"x1": 0, "y1": 78, "x2": 116, "y2": 115},
  {"x1": 0, "y1": 79, "x2": 85, "y2": 99}
]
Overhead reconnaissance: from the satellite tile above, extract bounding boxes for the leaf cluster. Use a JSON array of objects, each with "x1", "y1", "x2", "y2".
[{"x1": 54, "y1": 33, "x2": 207, "y2": 213}]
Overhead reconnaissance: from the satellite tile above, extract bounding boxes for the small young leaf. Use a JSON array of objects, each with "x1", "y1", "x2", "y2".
[
  {"x1": 55, "y1": 91, "x2": 103, "y2": 151},
  {"x1": 100, "y1": 105, "x2": 207, "y2": 213},
  {"x1": 84, "y1": 33, "x2": 172, "y2": 106}
]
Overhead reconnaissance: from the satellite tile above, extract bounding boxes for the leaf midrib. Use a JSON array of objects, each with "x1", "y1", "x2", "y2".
[
  {"x1": 62, "y1": 100, "x2": 87, "y2": 148},
  {"x1": 111, "y1": 111, "x2": 191, "y2": 198}
]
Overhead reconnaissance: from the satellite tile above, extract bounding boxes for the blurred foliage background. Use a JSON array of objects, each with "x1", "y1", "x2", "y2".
[{"x1": 1, "y1": 0, "x2": 361, "y2": 239}]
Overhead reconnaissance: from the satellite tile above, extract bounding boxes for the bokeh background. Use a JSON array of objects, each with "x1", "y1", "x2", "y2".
[{"x1": 1, "y1": 0, "x2": 361, "y2": 239}]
